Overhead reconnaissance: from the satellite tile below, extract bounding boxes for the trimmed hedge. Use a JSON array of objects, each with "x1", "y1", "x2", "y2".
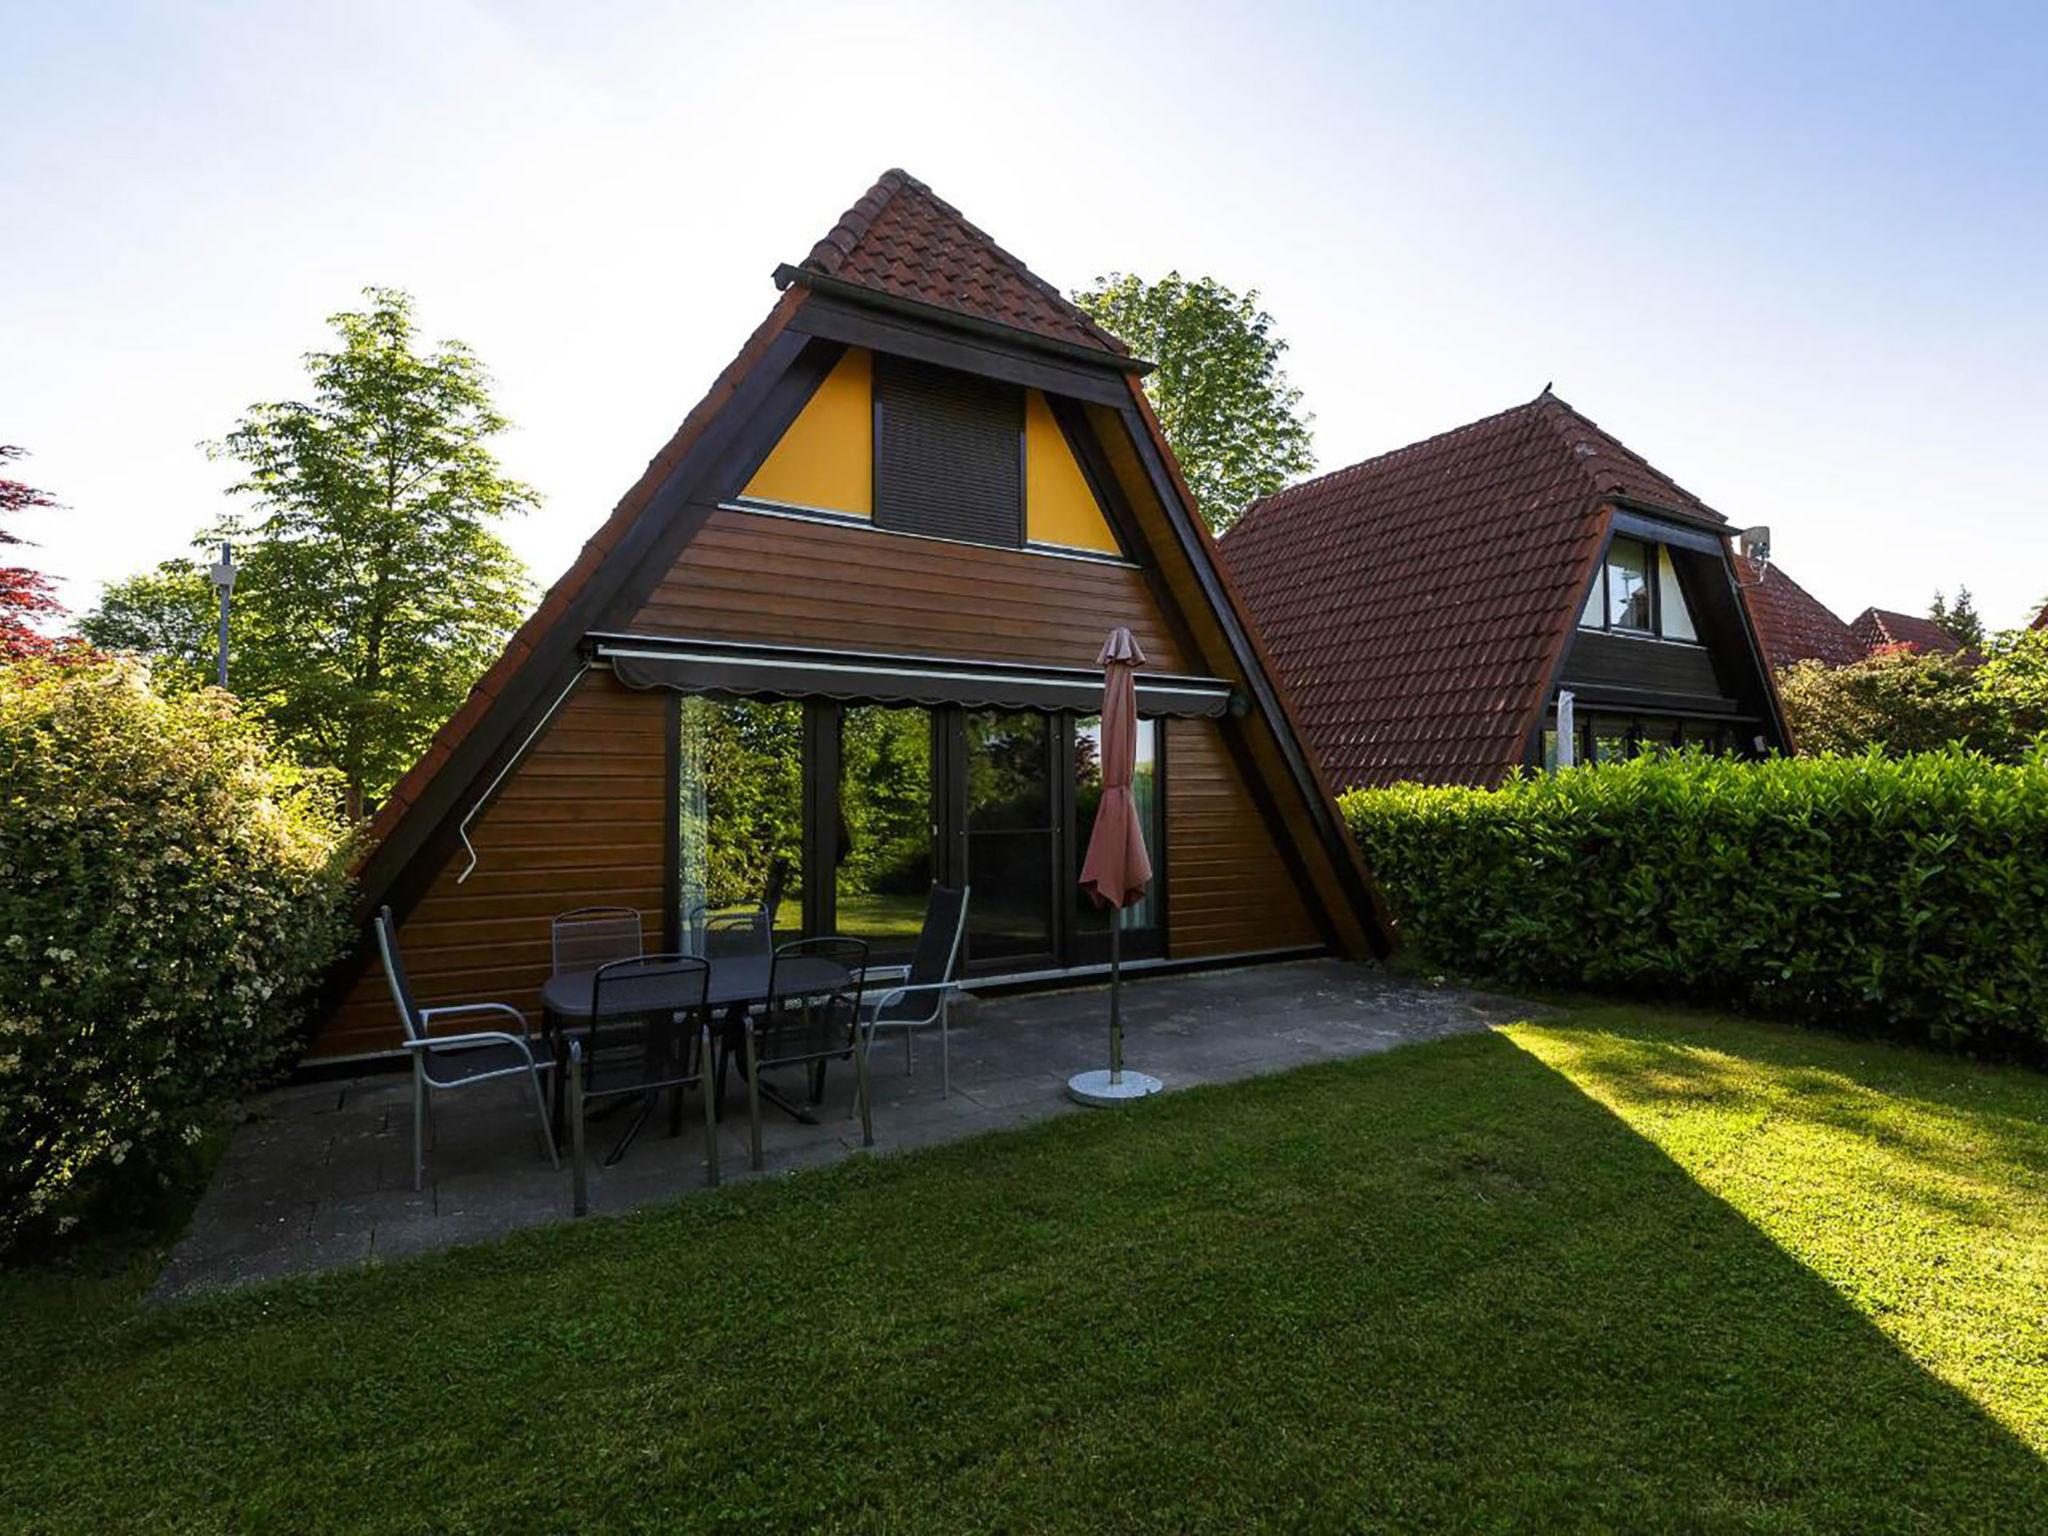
[
  {"x1": 1343, "y1": 751, "x2": 2048, "y2": 1053},
  {"x1": 0, "y1": 656, "x2": 352, "y2": 1252}
]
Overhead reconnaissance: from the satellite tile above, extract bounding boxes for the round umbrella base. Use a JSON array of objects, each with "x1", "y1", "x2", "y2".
[{"x1": 1066, "y1": 1069, "x2": 1163, "y2": 1107}]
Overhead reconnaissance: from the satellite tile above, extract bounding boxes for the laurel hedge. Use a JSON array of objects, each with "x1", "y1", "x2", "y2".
[
  {"x1": 0, "y1": 656, "x2": 352, "y2": 1252},
  {"x1": 1343, "y1": 750, "x2": 2048, "y2": 1053}
]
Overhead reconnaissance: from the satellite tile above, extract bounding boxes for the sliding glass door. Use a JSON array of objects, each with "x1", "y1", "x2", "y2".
[
  {"x1": 675, "y1": 695, "x2": 1162, "y2": 974},
  {"x1": 961, "y1": 709, "x2": 1059, "y2": 968},
  {"x1": 675, "y1": 696, "x2": 805, "y2": 947},
  {"x1": 835, "y1": 704, "x2": 937, "y2": 956}
]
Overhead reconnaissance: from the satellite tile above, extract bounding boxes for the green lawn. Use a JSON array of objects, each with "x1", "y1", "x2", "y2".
[{"x1": 4, "y1": 1004, "x2": 2045, "y2": 1532}]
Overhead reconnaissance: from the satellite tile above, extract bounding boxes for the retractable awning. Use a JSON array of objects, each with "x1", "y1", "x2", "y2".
[{"x1": 585, "y1": 632, "x2": 1240, "y2": 718}]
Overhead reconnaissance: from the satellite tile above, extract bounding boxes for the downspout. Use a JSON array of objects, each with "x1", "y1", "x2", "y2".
[{"x1": 452, "y1": 663, "x2": 594, "y2": 884}]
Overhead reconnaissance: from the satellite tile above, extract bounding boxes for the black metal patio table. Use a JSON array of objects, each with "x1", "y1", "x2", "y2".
[{"x1": 540, "y1": 954, "x2": 850, "y2": 1151}]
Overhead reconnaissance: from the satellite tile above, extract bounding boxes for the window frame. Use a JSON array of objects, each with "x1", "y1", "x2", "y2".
[
  {"x1": 870, "y1": 353, "x2": 1027, "y2": 550},
  {"x1": 1578, "y1": 535, "x2": 1703, "y2": 645}
]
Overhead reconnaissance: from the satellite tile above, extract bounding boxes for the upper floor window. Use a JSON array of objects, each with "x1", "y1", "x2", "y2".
[
  {"x1": 1580, "y1": 535, "x2": 1700, "y2": 641},
  {"x1": 873, "y1": 355, "x2": 1023, "y2": 547}
]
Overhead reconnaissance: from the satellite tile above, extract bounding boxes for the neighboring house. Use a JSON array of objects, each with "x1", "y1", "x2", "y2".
[
  {"x1": 1218, "y1": 391, "x2": 1788, "y2": 790},
  {"x1": 2033, "y1": 603, "x2": 2047, "y2": 631},
  {"x1": 1847, "y1": 607, "x2": 1964, "y2": 657},
  {"x1": 311, "y1": 169, "x2": 1389, "y2": 1060},
  {"x1": 1735, "y1": 556, "x2": 1865, "y2": 668},
  {"x1": 1733, "y1": 560, "x2": 1980, "y2": 669}
]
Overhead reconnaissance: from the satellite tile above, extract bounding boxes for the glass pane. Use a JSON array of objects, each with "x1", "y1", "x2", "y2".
[
  {"x1": 678, "y1": 696, "x2": 804, "y2": 949},
  {"x1": 965, "y1": 710, "x2": 1055, "y2": 962},
  {"x1": 1607, "y1": 539, "x2": 1652, "y2": 631},
  {"x1": 1592, "y1": 720, "x2": 1630, "y2": 763},
  {"x1": 837, "y1": 706, "x2": 934, "y2": 952},
  {"x1": 1657, "y1": 546, "x2": 1698, "y2": 641},
  {"x1": 1579, "y1": 566, "x2": 1605, "y2": 629},
  {"x1": 1076, "y1": 716, "x2": 1158, "y2": 931}
]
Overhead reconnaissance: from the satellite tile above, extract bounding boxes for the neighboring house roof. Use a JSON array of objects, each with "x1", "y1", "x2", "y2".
[
  {"x1": 797, "y1": 168, "x2": 1128, "y2": 358},
  {"x1": 1737, "y1": 556, "x2": 1864, "y2": 668},
  {"x1": 1849, "y1": 607, "x2": 1964, "y2": 656},
  {"x1": 2031, "y1": 602, "x2": 2047, "y2": 631},
  {"x1": 1220, "y1": 391, "x2": 1724, "y2": 789}
]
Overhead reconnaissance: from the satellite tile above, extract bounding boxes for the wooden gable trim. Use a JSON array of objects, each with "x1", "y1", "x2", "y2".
[
  {"x1": 1516, "y1": 500, "x2": 1615, "y2": 778},
  {"x1": 776, "y1": 264, "x2": 1153, "y2": 379},
  {"x1": 1103, "y1": 377, "x2": 1393, "y2": 957},
  {"x1": 788, "y1": 291, "x2": 1133, "y2": 408},
  {"x1": 319, "y1": 292, "x2": 826, "y2": 1021}
]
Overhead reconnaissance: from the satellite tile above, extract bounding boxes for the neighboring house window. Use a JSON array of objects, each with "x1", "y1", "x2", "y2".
[
  {"x1": 1657, "y1": 545, "x2": 1698, "y2": 641},
  {"x1": 1607, "y1": 538, "x2": 1653, "y2": 631},
  {"x1": 873, "y1": 354, "x2": 1024, "y2": 547},
  {"x1": 1539, "y1": 709, "x2": 1743, "y2": 769},
  {"x1": 1579, "y1": 535, "x2": 1701, "y2": 641}
]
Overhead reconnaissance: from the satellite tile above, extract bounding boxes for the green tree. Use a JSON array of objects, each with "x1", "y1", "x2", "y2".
[
  {"x1": 1928, "y1": 586, "x2": 1986, "y2": 648},
  {"x1": 1974, "y1": 626, "x2": 2048, "y2": 748},
  {"x1": 86, "y1": 288, "x2": 534, "y2": 814},
  {"x1": 1072, "y1": 272, "x2": 1314, "y2": 533},
  {"x1": 1777, "y1": 627, "x2": 2048, "y2": 761},
  {"x1": 78, "y1": 557, "x2": 216, "y2": 685}
]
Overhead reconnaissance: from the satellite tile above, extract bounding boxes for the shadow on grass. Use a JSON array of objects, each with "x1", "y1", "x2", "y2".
[
  {"x1": 3, "y1": 1029, "x2": 2045, "y2": 1532},
  {"x1": 1515, "y1": 1005, "x2": 2048, "y2": 1220}
]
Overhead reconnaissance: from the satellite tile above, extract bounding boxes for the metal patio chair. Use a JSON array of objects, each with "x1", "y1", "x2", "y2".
[
  {"x1": 373, "y1": 906, "x2": 557, "y2": 1192},
  {"x1": 564, "y1": 954, "x2": 717, "y2": 1209},
  {"x1": 550, "y1": 906, "x2": 645, "y2": 975},
  {"x1": 859, "y1": 884, "x2": 971, "y2": 1098},
  {"x1": 738, "y1": 936, "x2": 872, "y2": 1170}
]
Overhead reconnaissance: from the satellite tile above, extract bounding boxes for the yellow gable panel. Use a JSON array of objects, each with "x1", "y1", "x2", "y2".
[
  {"x1": 1025, "y1": 389, "x2": 1120, "y2": 554},
  {"x1": 741, "y1": 347, "x2": 873, "y2": 517}
]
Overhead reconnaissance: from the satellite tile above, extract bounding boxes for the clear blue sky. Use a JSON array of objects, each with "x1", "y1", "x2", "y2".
[{"x1": 4, "y1": 0, "x2": 2045, "y2": 627}]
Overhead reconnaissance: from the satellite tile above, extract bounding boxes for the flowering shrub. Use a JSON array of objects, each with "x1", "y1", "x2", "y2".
[
  {"x1": 1344, "y1": 750, "x2": 2048, "y2": 1054},
  {"x1": 1777, "y1": 628, "x2": 2048, "y2": 759},
  {"x1": 0, "y1": 655, "x2": 351, "y2": 1251}
]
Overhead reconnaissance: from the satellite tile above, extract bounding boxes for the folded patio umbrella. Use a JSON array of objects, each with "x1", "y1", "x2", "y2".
[{"x1": 1070, "y1": 627, "x2": 1161, "y2": 1106}]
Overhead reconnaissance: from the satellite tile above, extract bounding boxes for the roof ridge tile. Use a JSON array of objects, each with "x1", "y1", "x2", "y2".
[{"x1": 797, "y1": 168, "x2": 1127, "y2": 357}]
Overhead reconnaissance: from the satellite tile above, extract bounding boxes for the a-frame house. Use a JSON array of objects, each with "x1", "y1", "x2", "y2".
[{"x1": 315, "y1": 169, "x2": 1388, "y2": 1060}]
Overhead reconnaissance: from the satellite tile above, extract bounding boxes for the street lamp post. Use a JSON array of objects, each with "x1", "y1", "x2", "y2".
[{"x1": 207, "y1": 541, "x2": 236, "y2": 689}]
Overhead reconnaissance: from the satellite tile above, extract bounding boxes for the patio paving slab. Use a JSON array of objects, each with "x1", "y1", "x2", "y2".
[{"x1": 151, "y1": 960, "x2": 1537, "y2": 1301}]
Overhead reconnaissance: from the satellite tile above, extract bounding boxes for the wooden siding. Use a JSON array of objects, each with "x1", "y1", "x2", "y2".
[
  {"x1": 320, "y1": 672, "x2": 667, "y2": 1058},
  {"x1": 1559, "y1": 629, "x2": 1732, "y2": 705},
  {"x1": 1165, "y1": 717, "x2": 1319, "y2": 958},
  {"x1": 315, "y1": 441, "x2": 1358, "y2": 1057},
  {"x1": 633, "y1": 507, "x2": 1185, "y2": 670}
]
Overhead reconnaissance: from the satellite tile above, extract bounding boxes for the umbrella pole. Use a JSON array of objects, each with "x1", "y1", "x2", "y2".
[{"x1": 1109, "y1": 917, "x2": 1122, "y2": 1085}]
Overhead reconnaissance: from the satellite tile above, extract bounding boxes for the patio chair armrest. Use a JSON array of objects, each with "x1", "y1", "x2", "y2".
[
  {"x1": 404, "y1": 1030, "x2": 545, "y2": 1065},
  {"x1": 866, "y1": 979, "x2": 964, "y2": 1000},
  {"x1": 857, "y1": 963, "x2": 911, "y2": 985},
  {"x1": 860, "y1": 978, "x2": 965, "y2": 1016},
  {"x1": 419, "y1": 1002, "x2": 532, "y2": 1038}
]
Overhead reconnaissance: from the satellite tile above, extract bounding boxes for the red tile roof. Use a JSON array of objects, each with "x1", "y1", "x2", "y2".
[
  {"x1": 1220, "y1": 392, "x2": 1722, "y2": 789},
  {"x1": 1736, "y1": 556, "x2": 1863, "y2": 669},
  {"x1": 1848, "y1": 607, "x2": 1963, "y2": 656},
  {"x1": 801, "y1": 169, "x2": 1127, "y2": 357}
]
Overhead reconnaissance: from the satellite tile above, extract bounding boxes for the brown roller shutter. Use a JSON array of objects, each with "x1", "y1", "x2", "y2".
[{"x1": 873, "y1": 353, "x2": 1023, "y2": 546}]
